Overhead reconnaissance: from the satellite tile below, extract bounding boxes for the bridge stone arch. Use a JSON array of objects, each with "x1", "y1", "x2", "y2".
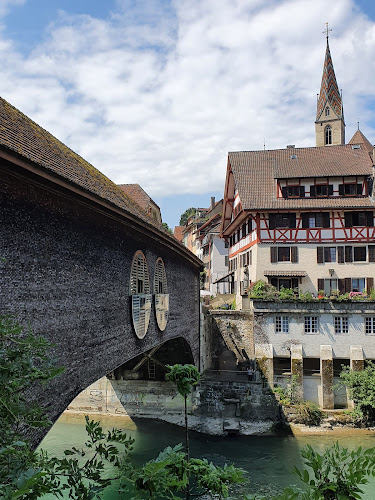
[{"x1": 0, "y1": 96, "x2": 202, "y2": 443}]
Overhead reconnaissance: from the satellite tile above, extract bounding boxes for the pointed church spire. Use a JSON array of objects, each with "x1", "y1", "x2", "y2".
[
  {"x1": 316, "y1": 38, "x2": 342, "y2": 120},
  {"x1": 315, "y1": 28, "x2": 345, "y2": 146}
]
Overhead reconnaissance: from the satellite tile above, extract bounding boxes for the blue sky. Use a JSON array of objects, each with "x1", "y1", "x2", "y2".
[{"x1": 1, "y1": 0, "x2": 375, "y2": 229}]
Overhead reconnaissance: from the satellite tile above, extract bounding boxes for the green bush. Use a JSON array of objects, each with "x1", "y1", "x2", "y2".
[
  {"x1": 340, "y1": 361, "x2": 375, "y2": 423},
  {"x1": 278, "y1": 286, "x2": 297, "y2": 300}
]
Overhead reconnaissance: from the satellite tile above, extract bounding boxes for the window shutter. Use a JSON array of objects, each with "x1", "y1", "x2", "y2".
[
  {"x1": 317, "y1": 279, "x2": 324, "y2": 292},
  {"x1": 289, "y1": 213, "x2": 296, "y2": 228},
  {"x1": 281, "y1": 187, "x2": 288, "y2": 198},
  {"x1": 345, "y1": 246, "x2": 353, "y2": 263},
  {"x1": 269, "y1": 214, "x2": 276, "y2": 229},
  {"x1": 301, "y1": 213, "x2": 309, "y2": 228},
  {"x1": 366, "y1": 212, "x2": 374, "y2": 227},
  {"x1": 357, "y1": 184, "x2": 362, "y2": 195},
  {"x1": 367, "y1": 277, "x2": 374, "y2": 294},
  {"x1": 344, "y1": 212, "x2": 352, "y2": 228},
  {"x1": 338, "y1": 279, "x2": 345, "y2": 294},
  {"x1": 310, "y1": 185, "x2": 316, "y2": 197},
  {"x1": 328, "y1": 185, "x2": 333, "y2": 195},
  {"x1": 299, "y1": 186, "x2": 305, "y2": 198},
  {"x1": 338, "y1": 246, "x2": 344, "y2": 263},
  {"x1": 291, "y1": 246, "x2": 298, "y2": 263},
  {"x1": 345, "y1": 278, "x2": 352, "y2": 293},
  {"x1": 317, "y1": 247, "x2": 324, "y2": 264},
  {"x1": 339, "y1": 184, "x2": 344, "y2": 196},
  {"x1": 270, "y1": 247, "x2": 277, "y2": 263},
  {"x1": 322, "y1": 212, "x2": 330, "y2": 228},
  {"x1": 247, "y1": 219, "x2": 252, "y2": 232},
  {"x1": 369, "y1": 245, "x2": 375, "y2": 263}
]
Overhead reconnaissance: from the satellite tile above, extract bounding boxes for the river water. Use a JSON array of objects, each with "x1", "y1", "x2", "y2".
[{"x1": 39, "y1": 413, "x2": 375, "y2": 499}]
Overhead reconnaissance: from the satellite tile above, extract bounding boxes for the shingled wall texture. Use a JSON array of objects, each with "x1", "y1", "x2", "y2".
[{"x1": 0, "y1": 165, "x2": 200, "y2": 441}]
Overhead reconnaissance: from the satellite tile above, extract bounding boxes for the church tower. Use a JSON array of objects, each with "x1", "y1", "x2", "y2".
[{"x1": 315, "y1": 34, "x2": 345, "y2": 146}]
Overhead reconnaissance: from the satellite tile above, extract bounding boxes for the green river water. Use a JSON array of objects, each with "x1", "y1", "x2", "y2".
[{"x1": 39, "y1": 413, "x2": 375, "y2": 499}]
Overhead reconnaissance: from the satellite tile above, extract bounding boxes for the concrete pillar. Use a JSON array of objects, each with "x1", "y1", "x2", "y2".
[
  {"x1": 320, "y1": 345, "x2": 334, "y2": 409},
  {"x1": 291, "y1": 344, "x2": 303, "y2": 402},
  {"x1": 255, "y1": 343, "x2": 274, "y2": 388},
  {"x1": 350, "y1": 345, "x2": 364, "y2": 372},
  {"x1": 348, "y1": 346, "x2": 364, "y2": 409}
]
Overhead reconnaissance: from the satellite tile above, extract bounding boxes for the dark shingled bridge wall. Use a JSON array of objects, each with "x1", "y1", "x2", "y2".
[{"x1": 0, "y1": 164, "x2": 200, "y2": 440}]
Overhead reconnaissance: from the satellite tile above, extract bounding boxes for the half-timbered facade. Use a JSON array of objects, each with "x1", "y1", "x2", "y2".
[{"x1": 220, "y1": 38, "x2": 375, "y2": 311}]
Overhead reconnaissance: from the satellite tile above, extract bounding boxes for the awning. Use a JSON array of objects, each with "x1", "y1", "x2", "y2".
[
  {"x1": 264, "y1": 270, "x2": 307, "y2": 277},
  {"x1": 213, "y1": 271, "x2": 234, "y2": 284}
]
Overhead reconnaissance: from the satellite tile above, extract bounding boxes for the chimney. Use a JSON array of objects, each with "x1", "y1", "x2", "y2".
[{"x1": 211, "y1": 196, "x2": 215, "y2": 210}]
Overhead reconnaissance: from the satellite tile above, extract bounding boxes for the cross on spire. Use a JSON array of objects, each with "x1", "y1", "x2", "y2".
[{"x1": 323, "y1": 22, "x2": 332, "y2": 40}]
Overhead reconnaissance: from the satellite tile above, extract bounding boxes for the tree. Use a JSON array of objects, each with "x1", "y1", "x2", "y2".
[
  {"x1": 339, "y1": 361, "x2": 375, "y2": 422},
  {"x1": 179, "y1": 207, "x2": 197, "y2": 226},
  {"x1": 162, "y1": 222, "x2": 173, "y2": 234}
]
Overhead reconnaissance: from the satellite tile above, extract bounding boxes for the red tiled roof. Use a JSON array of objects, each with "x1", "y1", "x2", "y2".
[
  {"x1": 228, "y1": 143, "x2": 374, "y2": 211},
  {"x1": 118, "y1": 183, "x2": 160, "y2": 212},
  {"x1": 173, "y1": 226, "x2": 184, "y2": 241},
  {"x1": 348, "y1": 129, "x2": 374, "y2": 154},
  {"x1": 0, "y1": 96, "x2": 175, "y2": 239}
]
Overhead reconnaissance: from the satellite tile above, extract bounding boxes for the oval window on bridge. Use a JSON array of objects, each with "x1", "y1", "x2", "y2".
[
  {"x1": 130, "y1": 251, "x2": 152, "y2": 339},
  {"x1": 154, "y1": 258, "x2": 169, "y2": 331}
]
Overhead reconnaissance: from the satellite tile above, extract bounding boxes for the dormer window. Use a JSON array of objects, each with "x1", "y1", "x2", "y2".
[
  {"x1": 281, "y1": 185, "x2": 305, "y2": 199},
  {"x1": 325, "y1": 106, "x2": 330, "y2": 116},
  {"x1": 325, "y1": 125, "x2": 332, "y2": 145}
]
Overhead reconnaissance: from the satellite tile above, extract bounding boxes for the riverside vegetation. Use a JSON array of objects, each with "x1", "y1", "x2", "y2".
[{"x1": 3, "y1": 315, "x2": 375, "y2": 499}]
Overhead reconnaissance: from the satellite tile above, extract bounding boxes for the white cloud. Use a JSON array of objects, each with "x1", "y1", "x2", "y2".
[{"x1": 0, "y1": 0, "x2": 374, "y2": 203}]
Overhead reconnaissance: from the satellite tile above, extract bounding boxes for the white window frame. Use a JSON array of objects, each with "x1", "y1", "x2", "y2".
[
  {"x1": 275, "y1": 315, "x2": 289, "y2": 333},
  {"x1": 334, "y1": 316, "x2": 348, "y2": 334},
  {"x1": 304, "y1": 316, "x2": 318, "y2": 334},
  {"x1": 365, "y1": 317, "x2": 375, "y2": 335}
]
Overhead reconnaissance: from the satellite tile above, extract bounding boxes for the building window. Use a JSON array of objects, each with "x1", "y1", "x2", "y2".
[
  {"x1": 325, "y1": 125, "x2": 332, "y2": 145},
  {"x1": 281, "y1": 185, "x2": 305, "y2": 199},
  {"x1": 302, "y1": 212, "x2": 330, "y2": 228},
  {"x1": 270, "y1": 246, "x2": 298, "y2": 263},
  {"x1": 275, "y1": 316, "x2": 289, "y2": 333},
  {"x1": 224, "y1": 255, "x2": 229, "y2": 267},
  {"x1": 325, "y1": 106, "x2": 330, "y2": 116},
  {"x1": 317, "y1": 247, "x2": 336, "y2": 263},
  {"x1": 353, "y1": 247, "x2": 366, "y2": 262},
  {"x1": 339, "y1": 184, "x2": 362, "y2": 196},
  {"x1": 323, "y1": 279, "x2": 338, "y2": 296},
  {"x1": 270, "y1": 277, "x2": 299, "y2": 290},
  {"x1": 352, "y1": 278, "x2": 365, "y2": 293},
  {"x1": 344, "y1": 211, "x2": 373, "y2": 227},
  {"x1": 334, "y1": 316, "x2": 348, "y2": 334},
  {"x1": 309, "y1": 184, "x2": 333, "y2": 197},
  {"x1": 225, "y1": 240, "x2": 229, "y2": 248},
  {"x1": 278, "y1": 247, "x2": 290, "y2": 262},
  {"x1": 305, "y1": 316, "x2": 318, "y2": 334},
  {"x1": 365, "y1": 317, "x2": 375, "y2": 335},
  {"x1": 269, "y1": 213, "x2": 296, "y2": 229}
]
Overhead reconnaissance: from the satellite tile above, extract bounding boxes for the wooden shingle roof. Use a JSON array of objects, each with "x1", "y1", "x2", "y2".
[{"x1": 0, "y1": 96, "x2": 167, "y2": 233}]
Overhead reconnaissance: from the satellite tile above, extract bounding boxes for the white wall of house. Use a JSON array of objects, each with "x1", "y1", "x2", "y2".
[
  {"x1": 253, "y1": 304, "x2": 375, "y2": 359},
  {"x1": 210, "y1": 236, "x2": 229, "y2": 295}
]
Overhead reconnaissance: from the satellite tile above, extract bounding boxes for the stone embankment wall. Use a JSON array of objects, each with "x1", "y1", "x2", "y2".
[{"x1": 67, "y1": 375, "x2": 281, "y2": 436}]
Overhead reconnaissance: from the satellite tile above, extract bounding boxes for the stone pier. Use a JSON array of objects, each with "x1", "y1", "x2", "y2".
[
  {"x1": 291, "y1": 344, "x2": 303, "y2": 401},
  {"x1": 255, "y1": 343, "x2": 274, "y2": 388},
  {"x1": 320, "y1": 345, "x2": 334, "y2": 409}
]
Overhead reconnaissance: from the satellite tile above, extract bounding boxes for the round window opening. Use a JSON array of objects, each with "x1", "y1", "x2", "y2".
[
  {"x1": 154, "y1": 258, "x2": 169, "y2": 331},
  {"x1": 130, "y1": 251, "x2": 152, "y2": 339}
]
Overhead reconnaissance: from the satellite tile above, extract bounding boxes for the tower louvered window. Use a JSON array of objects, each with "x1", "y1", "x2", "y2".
[
  {"x1": 130, "y1": 251, "x2": 152, "y2": 339},
  {"x1": 325, "y1": 125, "x2": 332, "y2": 145}
]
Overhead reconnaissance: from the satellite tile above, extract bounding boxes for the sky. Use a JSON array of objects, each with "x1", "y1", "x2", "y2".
[{"x1": 1, "y1": 0, "x2": 375, "y2": 229}]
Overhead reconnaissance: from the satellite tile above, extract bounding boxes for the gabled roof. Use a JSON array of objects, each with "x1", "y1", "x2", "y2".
[
  {"x1": 173, "y1": 226, "x2": 184, "y2": 242},
  {"x1": 118, "y1": 183, "x2": 160, "y2": 212},
  {"x1": 221, "y1": 143, "x2": 374, "y2": 235},
  {"x1": 316, "y1": 39, "x2": 342, "y2": 120},
  {"x1": 349, "y1": 129, "x2": 374, "y2": 154}
]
